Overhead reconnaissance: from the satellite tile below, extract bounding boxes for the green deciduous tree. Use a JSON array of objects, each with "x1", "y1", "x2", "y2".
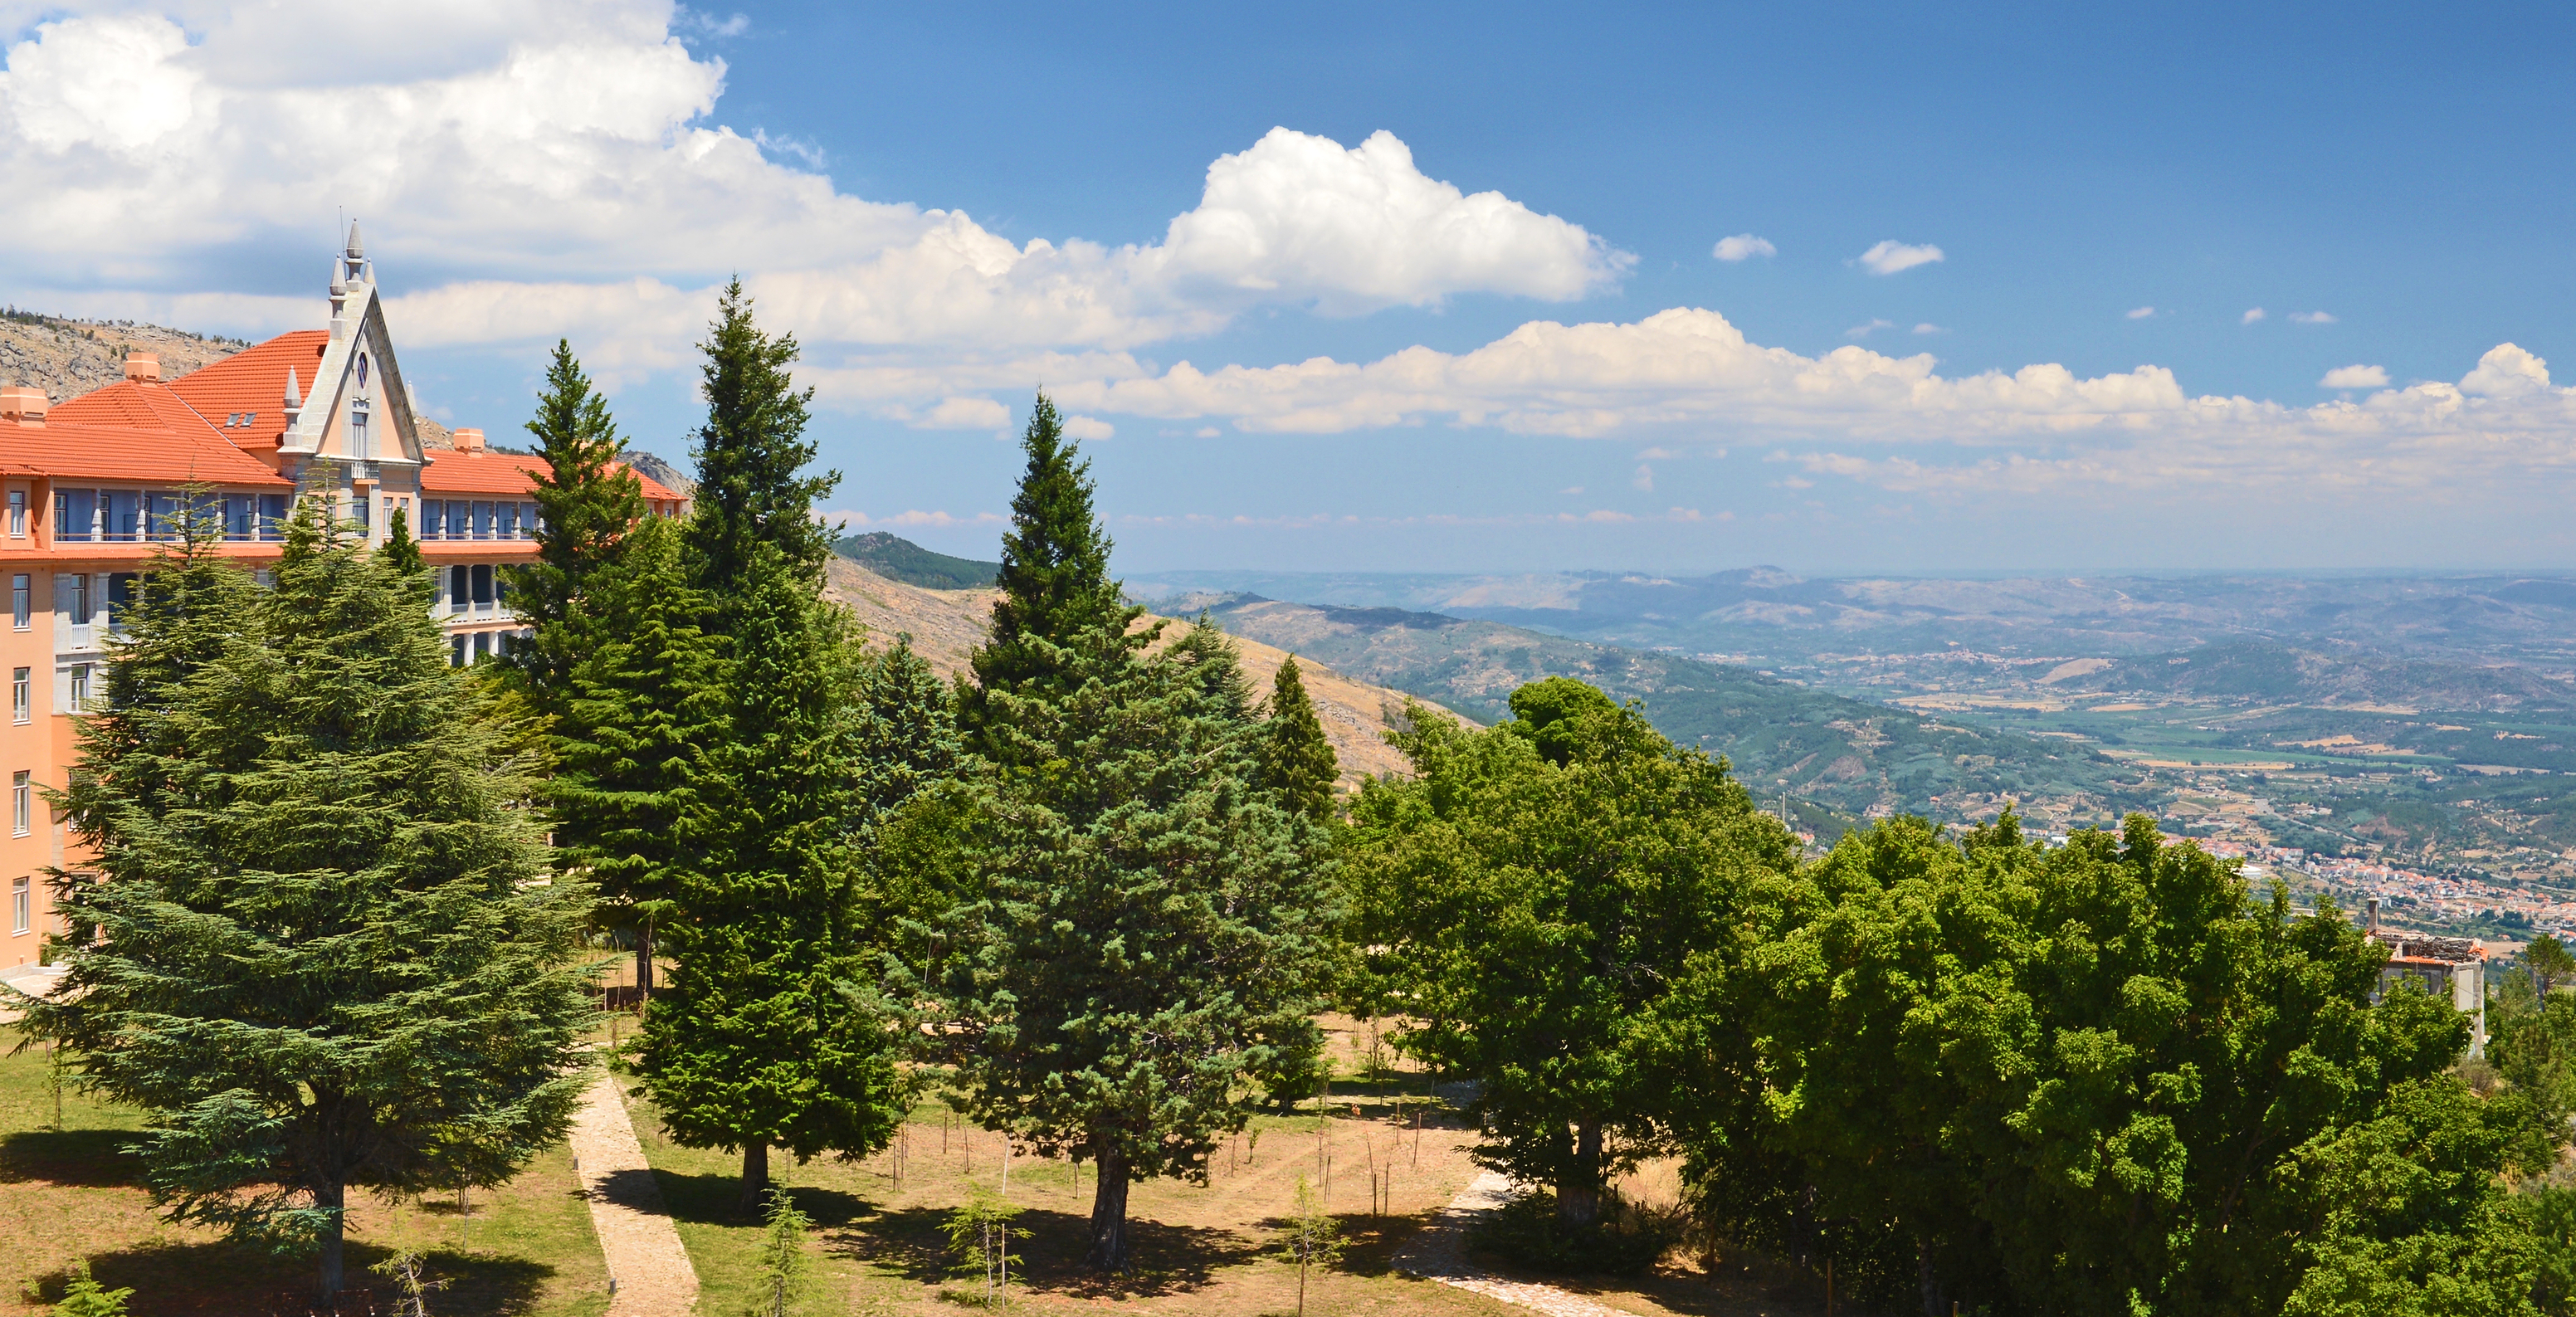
[
  {"x1": 929, "y1": 616, "x2": 1334, "y2": 1273},
  {"x1": 634, "y1": 544, "x2": 904, "y2": 1213},
  {"x1": 959, "y1": 393, "x2": 1137, "y2": 758},
  {"x1": 1259, "y1": 655, "x2": 1339, "y2": 822},
  {"x1": 1349, "y1": 677, "x2": 1797, "y2": 1231},
  {"x1": 504, "y1": 339, "x2": 645, "y2": 701},
  {"x1": 685, "y1": 279, "x2": 836, "y2": 598},
  {"x1": 17, "y1": 504, "x2": 593, "y2": 1300},
  {"x1": 553, "y1": 515, "x2": 724, "y2": 1001},
  {"x1": 1701, "y1": 812, "x2": 2573, "y2": 1317}
]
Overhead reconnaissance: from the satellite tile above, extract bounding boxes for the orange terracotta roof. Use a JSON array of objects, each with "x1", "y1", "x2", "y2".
[
  {"x1": 163, "y1": 331, "x2": 328, "y2": 453},
  {"x1": 421, "y1": 449, "x2": 684, "y2": 503},
  {"x1": 0, "y1": 418, "x2": 292, "y2": 486}
]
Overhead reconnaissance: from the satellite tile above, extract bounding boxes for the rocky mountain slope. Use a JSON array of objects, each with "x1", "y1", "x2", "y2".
[{"x1": 0, "y1": 311, "x2": 247, "y2": 397}]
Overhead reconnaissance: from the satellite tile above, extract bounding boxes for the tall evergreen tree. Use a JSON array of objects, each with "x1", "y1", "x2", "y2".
[
  {"x1": 1259, "y1": 655, "x2": 1339, "y2": 822},
  {"x1": 932, "y1": 617, "x2": 1334, "y2": 1273},
  {"x1": 685, "y1": 279, "x2": 837, "y2": 601},
  {"x1": 634, "y1": 544, "x2": 904, "y2": 1212},
  {"x1": 554, "y1": 515, "x2": 725, "y2": 1001},
  {"x1": 17, "y1": 503, "x2": 593, "y2": 1300},
  {"x1": 504, "y1": 339, "x2": 645, "y2": 699},
  {"x1": 959, "y1": 393, "x2": 1138, "y2": 756}
]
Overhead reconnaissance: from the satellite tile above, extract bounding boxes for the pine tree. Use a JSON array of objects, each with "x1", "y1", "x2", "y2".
[
  {"x1": 21, "y1": 501, "x2": 594, "y2": 1300},
  {"x1": 1260, "y1": 655, "x2": 1340, "y2": 822},
  {"x1": 852, "y1": 636, "x2": 959, "y2": 825},
  {"x1": 934, "y1": 616, "x2": 1335, "y2": 1273},
  {"x1": 554, "y1": 515, "x2": 725, "y2": 1002},
  {"x1": 504, "y1": 339, "x2": 644, "y2": 700},
  {"x1": 380, "y1": 503, "x2": 424, "y2": 575},
  {"x1": 685, "y1": 279, "x2": 837, "y2": 602},
  {"x1": 635, "y1": 543, "x2": 905, "y2": 1213},
  {"x1": 959, "y1": 393, "x2": 1139, "y2": 757}
]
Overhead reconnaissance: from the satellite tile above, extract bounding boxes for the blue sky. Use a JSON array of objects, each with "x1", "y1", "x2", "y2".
[{"x1": 5, "y1": 1, "x2": 2574, "y2": 573}]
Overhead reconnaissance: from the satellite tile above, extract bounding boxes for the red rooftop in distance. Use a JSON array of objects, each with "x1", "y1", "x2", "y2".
[{"x1": 0, "y1": 222, "x2": 689, "y2": 978}]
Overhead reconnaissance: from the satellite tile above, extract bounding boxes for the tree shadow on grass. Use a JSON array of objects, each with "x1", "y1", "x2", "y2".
[
  {"x1": 21, "y1": 1238, "x2": 558, "y2": 1317},
  {"x1": 0, "y1": 1125, "x2": 144, "y2": 1187},
  {"x1": 827, "y1": 1203, "x2": 1268, "y2": 1300},
  {"x1": 647, "y1": 1167, "x2": 870, "y2": 1228}
]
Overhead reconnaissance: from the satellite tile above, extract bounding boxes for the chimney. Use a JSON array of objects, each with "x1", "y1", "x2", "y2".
[
  {"x1": 124, "y1": 353, "x2": 161, "y2": 383},
  {"x1": 453, "y1": 427, "x2": 485, "y2": 453},
  {"x1": 2366, "y1": 897, "x2": 2379, "y2": 934},
  {"x1": 0, "y1": 386, "x2": 46, "y2": 427}
]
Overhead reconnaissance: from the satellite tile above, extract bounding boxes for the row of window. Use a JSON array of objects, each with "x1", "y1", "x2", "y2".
[
  {"x1": 421, "y1": 500, "x2": 539, "y2": 542},
  {"x1": 8, "y1": 565, "x2": 526, "y2": 636},
  {"x1": 46, "y1": 490, "x2": 296, "y2": 544},
  {"x1": 452, "y1": 628, "x2": 532, "y2": 666},
  {"x1": 13, "y1": 490, "x2": 545, "y2": 544},
  {"x1": 444, "y1": 563, "x2": 503, "y2": 612}
]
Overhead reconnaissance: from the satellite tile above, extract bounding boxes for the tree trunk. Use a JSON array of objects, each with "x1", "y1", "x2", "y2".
[
  {"x1": 636, "y1": 924, "x2": 655, "y2": 1004},
  {"x1": 1086, "y1": 1143, "x2": 1132, "y2": 1273},
  {"x1": 1557, "y1": 1119, "x2": 1604, "y2": 1229},
  {"x1": 739, "y1": 1139, "x2": 769, "y2": 1216},
  {"x1": 1917, "y1": 1236, "x2": 1943, "y2": 1317},
  {"x1": 315, "y1": 1177, "x2": 347, "y2": 1300}
]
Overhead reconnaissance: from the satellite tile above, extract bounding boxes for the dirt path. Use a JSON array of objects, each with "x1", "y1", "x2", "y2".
[
  {"x1": 1397, "y1": 1171, "x2": 1635, "y2": 1317},
  {"x1": 569, "y1": 1071, "x2": 699, "y2": 1316}
]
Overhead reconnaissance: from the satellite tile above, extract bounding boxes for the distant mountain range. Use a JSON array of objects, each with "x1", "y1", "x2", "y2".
[
  {"x1": 2057, "y1": 638, "x2": 2576, "y2": 711},
  {"x1": 1126, "y1": 568, "x2": 2576, "y2": 673}
]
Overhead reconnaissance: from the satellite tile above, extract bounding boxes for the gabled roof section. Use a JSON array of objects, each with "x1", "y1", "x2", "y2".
[
  {"x1": 281, "y1": 231, "x2": 425, "y2": 466},
  {"x1": 165, "y1": 331, "x2": 329, "y2": 453},
  {"x1": 0, "y1": 415, "x2": 293, "y2": 486}
]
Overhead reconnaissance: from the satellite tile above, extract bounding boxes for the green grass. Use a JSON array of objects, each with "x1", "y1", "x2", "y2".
[{"x1": 0, "y1": 1026, "x2": 610, "y2": 1316}]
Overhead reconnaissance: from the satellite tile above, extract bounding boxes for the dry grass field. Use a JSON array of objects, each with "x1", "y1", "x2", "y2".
[{"x1": 1, "y1": 1003, "x2": 1838, "y2": 1317}]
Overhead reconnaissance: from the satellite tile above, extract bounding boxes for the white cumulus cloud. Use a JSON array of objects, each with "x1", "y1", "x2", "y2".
[
  {"x1": 1854, "y1": 240, "x2": 1944, "y2": 276},
  {"x1": 2319, "y1": 364, "x2": 2389, "y2": 389},
  {"x1": 2126, "y1": 306, "x2": 2156, "y2": 319},
  {"x1": 2291, "y1": 310, "x2": 2338, "y2": 324},
  {"x1": 1712, "y1": 233, "x2": 1775, "y2": 261},
  {"x1": 2242, "y1": 308, "x2": 2266, "y2": 324},
  {"x1": 0, "y1": 6, "x2": 1627, "y2": 364},
  {"x1": 1061, "y1": 414, "x2": 1115, "y2": 440}
]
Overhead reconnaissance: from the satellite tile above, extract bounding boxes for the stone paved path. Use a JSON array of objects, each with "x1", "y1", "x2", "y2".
[
  {"x1": 1395, "y1": 1171, "x2": 1636, "y2": 1317},
  {"x1": 568, "y1": 1071, "x2": 700, "y2": 1316}
]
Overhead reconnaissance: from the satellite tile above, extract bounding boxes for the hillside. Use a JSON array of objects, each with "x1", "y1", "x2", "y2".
[
  {"x1": 1178, "y1": 593, "x2": 2158, "y2": 828},
  {"x1": 820, "y1": 559, "x2": 1430, "y2": 784},
  {"x1": 0, "y1": 310, "x2": 247, "y2": 397},
  {"x1": 833, "y1": 532, "x2": 998, "y2": 590}
]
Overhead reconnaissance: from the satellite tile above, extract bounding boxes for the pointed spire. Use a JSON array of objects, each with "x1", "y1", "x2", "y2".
[
  {"x1": 345, "y1": 219, "x2": 364, "y2": 259},
  {"x1": 284, "y1": 368, "x2": 302, "y2": 410}
]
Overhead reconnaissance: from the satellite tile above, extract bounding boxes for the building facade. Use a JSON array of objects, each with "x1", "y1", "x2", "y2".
[
  {"x1": 2364, "y1": 899, "x2": 2489, "y2": 1056},
  {"x1": 0, "y1": 224, "x2": 685, "y2": 975}
]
